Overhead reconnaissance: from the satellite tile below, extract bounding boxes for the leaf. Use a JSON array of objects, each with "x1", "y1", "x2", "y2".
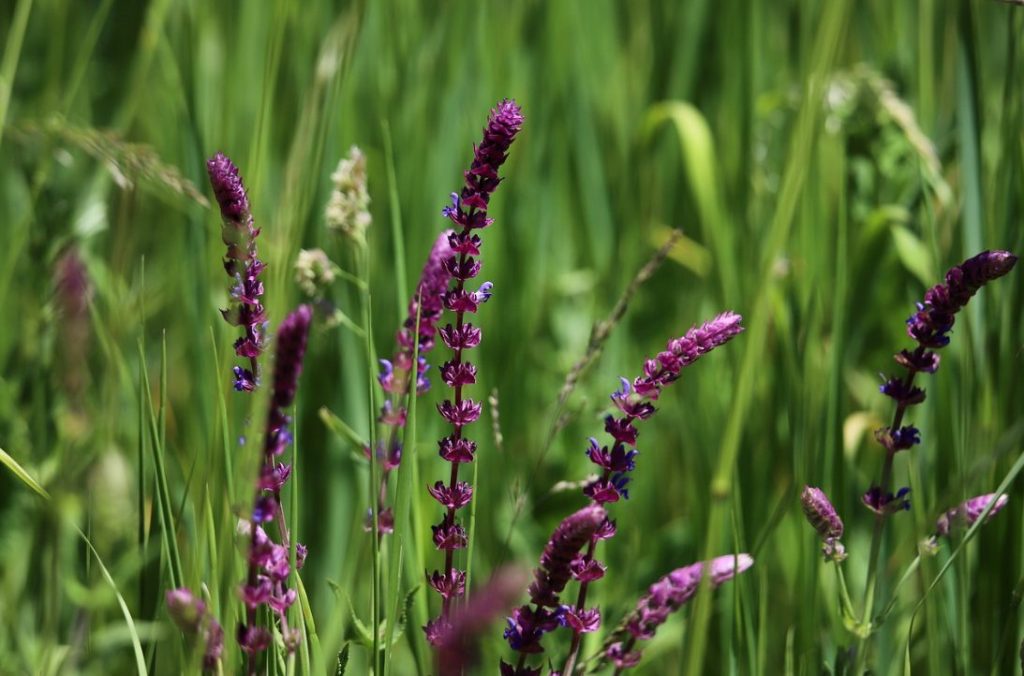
[
  {"x1": 77, "y1": 527, "x2": 149, "y2": 675},
  {"x1": 890, "y1": 224, "x2": 936, "y2": 287},
  {"x1": 319, "y1": 406, "x2": 368, "y2": 449},
  {"x1": 0, "y1": 448, "x2": 146, "y2": 674},
  {"x1": 341, "y1": 588, "x2": 374, "y2": 648},
  {"x1": 0, "y1": 447, "x2": 51, "y2": 500}
]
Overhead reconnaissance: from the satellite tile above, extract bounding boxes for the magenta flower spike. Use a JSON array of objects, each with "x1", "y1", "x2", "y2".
[
  {"x1": 425, "y1": 100, "x2": 523, "y2": 637},
  {"x1": 603, "y1": 554, "x2": 753, "y2": 671},
  {"x1": 207, "y1": 152, "x2": 267, "y2": 393},
  {"x1": 166, "y1": 588, "x2": 224, "y2": 672},
  {"x1": 801, "y1": 486, "x2": 847, "y2": 561},
  {"x1": 935, "y1": 493, "x2": 1009, "y2": 538},
  {"x1": 432, "y1": 566, "x2": 529, "y2": 676},
  {"x1": 550, "y1": 312, "x2": 743, "y2": 671},
  {"x1": 865, "y1": 250, "x2": 1017, "y2": 511},
  {"x1": 367, "y1": 231, "x2": 454, "y2": 534},
  {"x1": 238, "y1": 305, "x2": 311, "y2": 669},
  {"x1": 501, "y1": 505, "x2": 606, "y2": 662}
]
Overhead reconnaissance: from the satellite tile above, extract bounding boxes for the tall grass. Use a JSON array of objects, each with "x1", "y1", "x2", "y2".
[{"x1": 0, "y1": 1, "x2": 1022, "y2": 674}]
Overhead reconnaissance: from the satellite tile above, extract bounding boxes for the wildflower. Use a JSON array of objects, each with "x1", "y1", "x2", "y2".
[
  {"x1": 367, "y1": 232, "x2": 454, "y2": 534},
  {"x1": 862, "y1": 486, "x2": 911, "y2": 514},
  {"x1": 801, "y1": 486, "x2": 847, "y2": 562},
  {"x1": 238, "y1": 305, "x2": 311, "y2": 666},
  {"x1": 166, "y1": 588, "x2": 224, "y2": 672},
  {"x1": 325, "y1": 146, "x2": 371, "y2": 248},
  {"x1": 294, "y1": 248, "x2": 338, "y2": 298},
  {"x1": 602, "y1": 554, "x2": 753, "y2": 671},
  {"x1": 935, "y1": 493, "x2": 1008, "y2": 537},
  {"x1": 867, "y1": 250, "x2": 1016, "y2": 520},
  {"x1": 54, "y1": 248, "x2": 93, "y2": 405},
  {"x1": 558, "y1": 312, "x2": 744, "y2": 659},
  {"x1": 433, "y1": 566, "x2": 529, "y2": 675},
  {"x1": 426, "y1": 99, "x2": 523, "y2": 636},
  {"x1": 527, "y1": 505, "x2": 607, "y2": 608},
  {"x1": 904, "y1": 250, "x2": 1017, "y2": 349},
  {"x1": 876, "y1": 250, "x2": 1016, "y2": 450},
  {"x1": 207, "y1": 152, "x2": 266, "y2": 392},
  {"x1": 503, "y1": 505, "x2": 605, "y2": 660}
]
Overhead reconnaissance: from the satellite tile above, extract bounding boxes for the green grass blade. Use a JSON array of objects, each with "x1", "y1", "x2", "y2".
[
  {"x1": 78, "y1": 527, "x2": 149, "y2": 676},
  {"x1": 0, "y1": 0, "x2": 34, "y2": 157},
  {"x1": 382, "y1": 120, "x2": 408, "y2": 321},
  {"x1": 0, "y1": 447, "x2": 50, "y2": 499},
  {"x1": 0, "y1": 448, "x2": 146, "y2": 674}
]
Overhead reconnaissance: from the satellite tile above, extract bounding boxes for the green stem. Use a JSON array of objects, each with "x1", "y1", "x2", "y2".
[{"x1": 856, "y1": 366, "x2": 919, "y2": 665}]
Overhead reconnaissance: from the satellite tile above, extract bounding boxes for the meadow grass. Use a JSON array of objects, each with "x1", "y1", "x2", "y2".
[{"x1": 1, "y1": 1, "x2": 1023, "y2": 674}]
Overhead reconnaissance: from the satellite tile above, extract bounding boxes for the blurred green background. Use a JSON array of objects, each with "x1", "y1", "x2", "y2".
[{"x1": 1, "y1": 0, "x2": 1022, "y2": 673}]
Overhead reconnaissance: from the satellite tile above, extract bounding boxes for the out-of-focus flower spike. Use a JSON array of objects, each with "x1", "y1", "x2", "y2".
[
  {"x1": 207, "y1": 152, "x2": 266, "y2": 392},
  {"x1": 935, "y1": 493, "x2": 1008, "y2": 537},
  {"x1": 801, "y1": 486, "x2": 847, "y2": 562}
]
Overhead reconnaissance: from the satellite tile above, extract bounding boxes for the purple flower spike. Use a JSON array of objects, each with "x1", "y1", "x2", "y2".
[
  {"x1": 526, "y1": 505, "x2": 607, "y2": 608},
  {"x1": 630, "y1": 553, "x2": 753, "y2": 635},
  {"x1": 427, "y1": 100, "x2": 523, "y2": 639},
  {"x1": 166, "y1": 588, "x2": 206, "y2": 633},
  {"x1": 367, "y1": 232, "x2": 454, "y2": 535},
  {"x1": 166, "y1": 588, "x2": 224, "y2": 672},
  {"x1": 503, "y1": 507, "x2": 605, "y2": 658},
  {"x1": 207, "y1": 152, "x2": 267, "y2": 393},
  {"x1": 866, "y1": 250, "x2": 1016, "y2": 560},
  {"x1": 238, "y1": 305, "x2": 311, "y2": 665},
  {"x1": 905, "y1": 250, "x2": 1017, "y2": 349},
  {"x1": 801, "y1": 486, "x2": 847, "y2": 562},
  {"x1": 610, "y1": 554, "x2": 752, "y2": 667},
  {"x1": 433, "y1": 566, "x2": 529, "y2": 676},
  {"x1": 935, "y1": 493, "x2": 1009, "y2": 537},
  {"x1": 544, "y1": 313, "x2": 743, "y2": 670}
]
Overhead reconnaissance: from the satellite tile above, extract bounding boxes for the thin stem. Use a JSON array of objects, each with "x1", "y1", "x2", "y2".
[
  {"x1": 834, "y1": 561, "x2": 855, "y2": 621},
  {"x1": 439, "y1": 215, "x2": 474, "y2": 622},
  {"x1": 856, "y1": 364, "x2": 919, "y2": 664}
]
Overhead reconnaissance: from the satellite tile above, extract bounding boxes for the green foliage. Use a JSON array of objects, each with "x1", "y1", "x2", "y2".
[{"x1": 1, "y1": 0, "x2": 1022, "y2": 674}]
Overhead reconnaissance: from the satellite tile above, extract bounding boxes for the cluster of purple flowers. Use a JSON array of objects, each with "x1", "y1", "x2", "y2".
[
  {"x1": 433, "y1": 567, "x2": 530, "y2": 676},
  {"x1": 801, "y1": 486, "x2": 846, "y2": 561},
  {"x1": 166, "y1": 588, "x2": 225, "y2": 672},
  {"x1": 556, "y1": 315, "x2": 743, "y2": 652},
  {"x1": 603, "y1": 554, "x2": 753, "y2": 670},
  {"x1": 424, "y1": 99, "x2": 523, "y2": 641},
  {"x1": 930, "y1": 492, "x2": 1009, "y2": 544},
  {"x1": 584, "y1": 312, "x2": 745, "y2": 506},
  {"x1": 501, "y1": 504, "x2": 607, "y2": 666},
  {"x1": 367, "y1": 231, "x2": 454, "y2": 533},
  {"x1": 238, "y1": 305, "x2": 312, "y2": 665},
  {"x1": 498, "y1": 313, "x2": 744, "y2": 673},
  {"x1": 207, "y1": 152, "x2": 267, "y2": 392},
  {"x1": 865, "y1": 250, "x2": 1016, "y2": 513}
]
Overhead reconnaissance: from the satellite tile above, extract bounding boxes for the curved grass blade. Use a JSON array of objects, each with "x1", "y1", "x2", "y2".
[{"x1": 0, "y1": 447, "x2": 147, "y2": 674}]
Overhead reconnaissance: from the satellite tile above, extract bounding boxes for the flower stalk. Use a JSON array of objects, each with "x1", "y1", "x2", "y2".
[
  {"x1": 367, "y1": 231, "x2": 453, "y2": 535},
  {"x1": 166, "y1": 587, "x2": 225, "y2": 672},
  {"x1": 857, "y1": 250, "x2": 1016, "y2": 652},
  {"x1": 237, "y1": 305, "x2": 312, "y2": 671},
  {"x1": 207, "y1": 152, "x2": 266, "y2": 393},
  {"x1": 424, "y1": 99, "x2": 523, "y2": 642},
  {"x1": 559, "y1": 312, "x2": 744, "y2": 674},
  {"x1": 601, "y1": 554, "x2": 753, "y2": 674}
]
